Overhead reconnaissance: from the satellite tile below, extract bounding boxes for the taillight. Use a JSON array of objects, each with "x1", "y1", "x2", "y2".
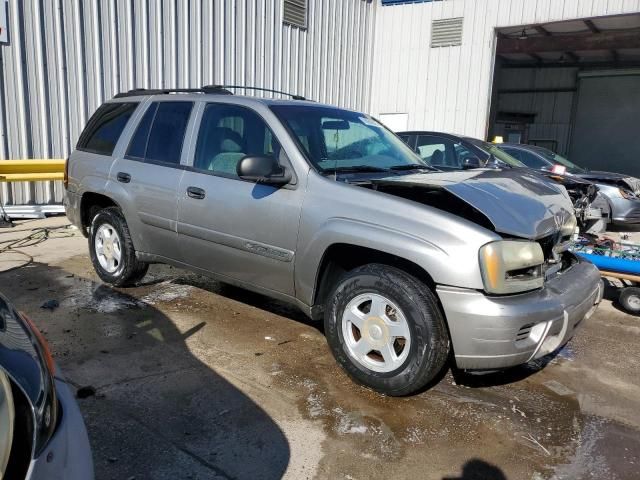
[{"x1": 63, "y1": 158, "x2": 69, "y2": 189}]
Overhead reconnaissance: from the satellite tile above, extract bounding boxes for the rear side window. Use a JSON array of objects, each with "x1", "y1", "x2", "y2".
[
  {"x1": 126, "y1": 103, "x2": 157, "y2": 160},
  {"x1": 125, "y1": 101, "x2": 193, "y2": 165},
  {"x1": 77, "y1": 103, "x2": 138, "y2": 155}
]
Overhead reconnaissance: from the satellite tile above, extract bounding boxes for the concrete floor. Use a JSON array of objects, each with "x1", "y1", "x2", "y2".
[{"x1": 1, "y1": 217, "x2": 639, "y2": 480}]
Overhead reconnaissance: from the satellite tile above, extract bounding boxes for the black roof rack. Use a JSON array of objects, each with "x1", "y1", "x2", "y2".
[
  {"x1": 217, "y1": 85, "x2": 306, "y2": 100},
  {"x1": 113, "y1": 85, "x2": 233, "y2": 98},
  {"x1": 113, "y1": 85, "x2": 307, "y2": 100}
]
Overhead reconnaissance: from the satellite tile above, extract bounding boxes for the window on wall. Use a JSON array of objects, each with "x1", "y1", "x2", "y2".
[{"x1": 283, "y1": 0, "x2": 307, "y2": 29}]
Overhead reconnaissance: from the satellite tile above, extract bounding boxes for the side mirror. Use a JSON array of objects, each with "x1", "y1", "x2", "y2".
[
  {"x1": 237, "y1": 155, "x2": 291, "y2": 186},
  {"x1": 485, "y1": 155, "x2": 502, "y2": 169},
  {"x1": 462, "y1": 156, "x2": 482, "y2": 170}
]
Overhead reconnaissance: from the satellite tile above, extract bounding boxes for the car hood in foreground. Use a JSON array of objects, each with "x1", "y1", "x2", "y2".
[
  {"x1": 576, "y1": 171, "x2": 640, "y2": 194},
  {"x1": 371, "y1": 169, "x2": 575, "y2": 239},
  {"x1": 0, "y1": 293, "x2": 57, "y2": 455}
]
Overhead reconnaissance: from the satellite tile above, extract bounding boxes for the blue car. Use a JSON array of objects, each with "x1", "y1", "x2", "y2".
[{"x1": 0, "y1": 293, "x2": 93, "y2": 479}]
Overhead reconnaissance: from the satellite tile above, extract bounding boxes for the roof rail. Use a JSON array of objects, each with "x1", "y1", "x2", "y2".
[
  {"x1": 113, "y1": 85, "x2": 233, "y2": 98},
  {"x1": 113, "y1": 85, "x2": 307, "y2": 100},
  {"x1": 215, "y1": 85, "x2": 306, "y2": 100}
]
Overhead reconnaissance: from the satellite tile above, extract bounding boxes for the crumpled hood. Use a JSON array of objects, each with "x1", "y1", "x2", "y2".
[
  {"x1": 576, "y1": 171, "x2": 640, "y2": 194},
  {"x1": 372, "y1": 169, "x2": 575, "y2": 239}
]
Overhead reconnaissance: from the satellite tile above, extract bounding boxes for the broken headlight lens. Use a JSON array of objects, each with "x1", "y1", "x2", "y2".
[
  {"x1": 619, "y1": 188, "x2": 636, "y2": 200},
  {"x1": 479, "y1": 241, "x2": 544, "y2": 294}
]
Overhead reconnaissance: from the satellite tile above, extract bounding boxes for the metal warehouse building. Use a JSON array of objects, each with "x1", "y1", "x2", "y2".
[{"x1": 0, "y1": 0, "x2": 639, "y2": 207}]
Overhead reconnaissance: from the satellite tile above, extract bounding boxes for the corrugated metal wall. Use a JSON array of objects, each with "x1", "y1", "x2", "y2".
[
  {"x1": 371, "y1": 0, "x2": 640, "y2": 138},
  {"x1": 0, "y1": 0, "x2": 376, "y2": 206},
  {"x1": 495, "y1": 66, "x2": 578, "y2": 154}
]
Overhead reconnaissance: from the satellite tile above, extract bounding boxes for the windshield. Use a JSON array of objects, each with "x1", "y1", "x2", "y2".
[
  {"x1": 534, "y1": 147, "x2": 586, "y2": 173},
  {"x1": 270, "y1": 105, "x2": 428, "y2": 173},
  {"x1": 465, "y1": 138, "x2": 526, "y2": 167}
]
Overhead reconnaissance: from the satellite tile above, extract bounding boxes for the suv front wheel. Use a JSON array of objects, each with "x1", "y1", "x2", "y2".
[
  {"x1": 324, "y1": 264, "x2": 450, "y2": 396},
  {"x1": 89, "y1": 207, "x2": 148, "y2": 286}
]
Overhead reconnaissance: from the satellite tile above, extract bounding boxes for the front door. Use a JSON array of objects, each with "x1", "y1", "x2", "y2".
[
  {"x1": 110, "y1": 100, "x2": 194, "y2": 260},
  {"x1": 177, "y1": 103, "x2": 304, "y2": 296}
]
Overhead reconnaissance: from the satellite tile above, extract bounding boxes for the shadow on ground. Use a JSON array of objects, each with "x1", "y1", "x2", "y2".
[
  {"x1": 443, "y1": 458, "x2": 507, "y2": 480},
  {"x1": 1, "y1": 261, "x2": 291, "y2": 480}
]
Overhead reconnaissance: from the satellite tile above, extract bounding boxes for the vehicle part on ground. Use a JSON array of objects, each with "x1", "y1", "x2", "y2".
[
  {"x1": 89, "y1": 207, "x2": 148, "y2": 286},
  {"x1": 324, "y1": 264, "x2": 449, "y2": 396}
]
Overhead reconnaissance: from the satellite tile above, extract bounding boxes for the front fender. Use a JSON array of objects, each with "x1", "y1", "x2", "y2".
[{"x1": 294, "y1": 216, "x2": 486, "y2": 306}]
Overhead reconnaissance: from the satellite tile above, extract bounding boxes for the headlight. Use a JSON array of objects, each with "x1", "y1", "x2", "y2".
[
  {"x1": 619, "y1": 188, "x2": 636, "y2": 199},
  {"x1": 19, "y1": 312, "x2": 58, "y2": 456},
  {"x1": 560, "y1": 215, "x2": 577, "y2": 238},
  {"x1": 479, "y1": 241, "x2": 544, "y2": 294},
  {"x1": 0, "y1": 369, "x2": 14, "y2": 477}
]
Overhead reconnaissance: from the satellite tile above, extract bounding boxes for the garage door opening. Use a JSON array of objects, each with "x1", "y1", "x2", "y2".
[{"x1": 488, "y1": 13, "x2": 640, "y2": 176}]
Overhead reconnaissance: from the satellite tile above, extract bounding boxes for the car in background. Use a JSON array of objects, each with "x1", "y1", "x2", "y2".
[
  {"x1": 0, "y1": 293, "x2": 93, "y2": 479},
  {"x1": 496, "y1": 143, "x2": 640, "y2": 226},
  {"x1": 398, "y1": 131, "x2": 609, "y2": 233}
]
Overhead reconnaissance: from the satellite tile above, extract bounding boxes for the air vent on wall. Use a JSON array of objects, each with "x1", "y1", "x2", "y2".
[
  {"x1": 283, "y1": 0, "x2": 307, "y2": 29},
  {"x1": 431, "y1": 17, "x2": 463, "y2": 48}
]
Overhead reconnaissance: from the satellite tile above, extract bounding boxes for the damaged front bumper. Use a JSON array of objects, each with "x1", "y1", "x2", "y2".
[{"x1": 436, "y1": 257, "x2": 602, "y2": 370}]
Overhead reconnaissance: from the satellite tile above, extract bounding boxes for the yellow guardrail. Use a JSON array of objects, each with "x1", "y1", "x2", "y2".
[{"x1": 0, "y1": 159, "x2": 66, "y2": 182}]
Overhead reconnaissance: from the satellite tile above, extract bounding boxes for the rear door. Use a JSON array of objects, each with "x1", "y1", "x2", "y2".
[
  {"x1": 176, "y1": 102, "x2": 304, "y2": 296},
  {"x1": 110, "y1": 100, "x2": 195, "y2": 260}
]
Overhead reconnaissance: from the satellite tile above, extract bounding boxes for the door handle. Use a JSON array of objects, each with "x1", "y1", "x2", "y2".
[
  {"x1": 117, "y1": 172, "x2": 131, "y2": 183},
  {"x1": 187, "y1": 186, "x2": 206, "y2": 199}
]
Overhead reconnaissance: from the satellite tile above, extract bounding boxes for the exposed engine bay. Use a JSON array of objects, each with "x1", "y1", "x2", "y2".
[{"x1": 541, "y1": 172, "x2": 610, "y2": 234}]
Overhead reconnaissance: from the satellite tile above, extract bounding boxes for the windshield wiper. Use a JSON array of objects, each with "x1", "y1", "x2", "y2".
[
  {"x1": 389, "y1": 164, "x2": 436, "y2": 171},
  {"x1": 322, "y1": 165, "x2": 390, "y2": 174}
]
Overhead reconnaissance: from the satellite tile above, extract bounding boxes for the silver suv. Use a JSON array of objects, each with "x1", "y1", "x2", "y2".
[{"x1": 65, "y1": 87, "x2": 602, "y2": 396}]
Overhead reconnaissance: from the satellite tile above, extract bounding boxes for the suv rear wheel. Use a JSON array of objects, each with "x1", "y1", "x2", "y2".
[
  {"x1": 324, "y1": 264, "x2": 449, "y2": 396},
  {"x1": 89, "y1": 207, "x2": 148, "y2": 286}
]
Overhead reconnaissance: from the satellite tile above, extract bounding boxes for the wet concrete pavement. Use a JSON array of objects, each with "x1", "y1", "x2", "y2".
[{"x1": 1, "y1": 218, "x2": 639, "y2": 479}]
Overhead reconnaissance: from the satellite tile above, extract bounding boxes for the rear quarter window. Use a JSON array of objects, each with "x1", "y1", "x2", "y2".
[{"x1": 77, "y1": 102, "x2": 138, "y2": 156}]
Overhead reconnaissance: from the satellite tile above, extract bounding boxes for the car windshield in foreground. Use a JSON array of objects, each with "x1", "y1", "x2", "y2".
[
  {"x1": 270, "y1": 105, "x2": 430, "y2": 174},
  {"x1": 534, "y1": 147, "x2": 586, "y2": 173},
  {"x1": 465, "y1": 138, "x2": 526, "y2": 168}
]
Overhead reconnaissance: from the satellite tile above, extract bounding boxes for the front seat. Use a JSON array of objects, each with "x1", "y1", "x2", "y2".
[
  {"x1": 206, "y1": 127, "x2": 246, "y2": 175},
  {"x1": 430, "y1": 149, "x2": 444, "y2": 166}
]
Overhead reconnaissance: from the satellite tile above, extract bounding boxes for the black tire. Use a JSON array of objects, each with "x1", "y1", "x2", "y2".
[
  {"x1": 619, "y1": 286, "x2": 640, "y2": 313},
  {"x1": 324, "y1": 263, "x2": 450, "y2": 396},
  {"x1": 89, "y1": 207, "x2": 148, "y2": 287}
]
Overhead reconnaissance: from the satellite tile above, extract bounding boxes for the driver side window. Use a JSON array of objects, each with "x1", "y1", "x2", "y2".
[{"x1": 194, "y1": 104, "x2": 281, "y2": 178}]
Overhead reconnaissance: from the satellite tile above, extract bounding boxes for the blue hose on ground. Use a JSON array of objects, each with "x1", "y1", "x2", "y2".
[{"x1": 576, "y1": 252, "x2": 640, "y2": 276}]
